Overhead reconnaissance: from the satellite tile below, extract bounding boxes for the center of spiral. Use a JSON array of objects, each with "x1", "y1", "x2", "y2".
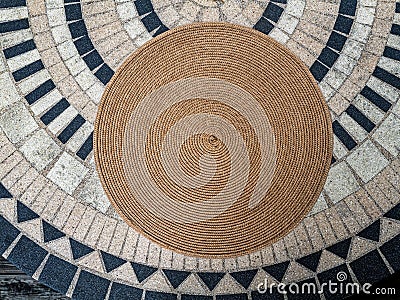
[{"x1": 207, "y1": 134, "x2": 221, "y2": 149}]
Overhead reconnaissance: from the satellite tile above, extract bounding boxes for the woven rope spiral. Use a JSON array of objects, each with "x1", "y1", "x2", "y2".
[{"x1": 94, "y1": 23, "x2": 333, "y2": 258}]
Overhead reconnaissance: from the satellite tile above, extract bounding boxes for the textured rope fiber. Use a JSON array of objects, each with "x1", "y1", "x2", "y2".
[{"x1": 94, "y1": 22, "x2": 333, "y2": 258}]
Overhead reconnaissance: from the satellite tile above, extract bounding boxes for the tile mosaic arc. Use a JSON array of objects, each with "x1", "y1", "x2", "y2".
[
  {"x1": 3, "y1": 0, "x2": 398, "y2": 170},
  {"x1": 1, "y1": 180, "x2": 400, "y2": 298},
  {"x1": 0, "y1": 18, "x2": 93, "y2": 161}
]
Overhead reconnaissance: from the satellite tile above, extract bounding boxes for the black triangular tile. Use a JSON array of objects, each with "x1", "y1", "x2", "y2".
[
  {"x1": 131, "y1": 262, "x2": 157, "y2": 283},
  {"x1": 69, "y1": 238, "x2": 94, "y2": 260},
  {"x1": 0, "y1": 182, "x2": 12, "y2": 198},
  {"x1": 262, "y1": 261, "x2": 290, "y2": 282},
  {"x1": 230, "y1": 269, "x2": 258, "y2": 289},
  {"x1": 162, "y1": 269, "x2": 191, "y2": 289},
  {"x1": 326, "y1": 238, "x2": 352, "y2": 259},
  {"x1": 296, "y1": 251, "x2": 322, "y2": 272},
  {"x1": 357, "y1": 220, "x2": 380, "y2": 242},
  {"x1": 100, "y1": 251, "x2": 126, "y2": 273},
  {"x1": 197, "y1": 272, "x2": 225, "y2": 291},
  {"x1": 384, "y1": 203, "x2": 400, "y2": 221},
  {"x1": 17, "y1": 201, "x2": 39, "y2": 223},
  {"x1": 42, "y1": 220, "x2": 65, "y2": 243}
]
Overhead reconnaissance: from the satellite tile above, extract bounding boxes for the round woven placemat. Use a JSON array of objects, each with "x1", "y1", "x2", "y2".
[{"x1": 94, "y1": 22, "x2": 333, "y2": 258}]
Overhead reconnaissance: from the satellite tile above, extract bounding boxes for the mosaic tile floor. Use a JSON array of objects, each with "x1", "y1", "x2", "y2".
[{"x1": 0, "y1": 0, "x2": 399, "y2": 299}]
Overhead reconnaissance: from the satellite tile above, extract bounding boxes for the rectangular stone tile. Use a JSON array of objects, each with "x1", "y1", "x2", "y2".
[
  {"x1": 0, "y1": 72, "x2": 20, "y2": 110},
  {"x1": 63, "y1": 202, "x2": 87, "y2": 236},
  {"x1": 159, "y1": 248, "x2": 173, "y2": 269},
  {"x1": 52, "y1": 195, "x2": 76, "y2": 228},
  {"x1": 339, "y1": 113, "x2": 368, "y2": 142},
  {"x1": 364, "y1": 180, "x2": 392, "y2": 211},
  {"x1": 81, "y1": 101, "x2": 97, "y2": 124},
  {"x1": 2, "y1": 160, "x2": 30, "y2": 189},
  {"x1": 197, "y1": 258, "x2": 211, "y2": 271},
  {"x1": 108, "y1": 221, "x2": 129, "y2": 256},
  {"x1": 324, "y1": 207, "x2": 348, "y2": 239},
  {"x1": 0, "y1": 103, "x2": 38, "y2": 143},
  {"x1": 0, "y1": 6, "x2": 28, "y2": 23},
  {"x1": 284, "y1": 231, "x2": 301, "y2": 259},
  {"x1": 324, "y1": 162, "x2": 360, "y2": 203},
  {"x1": 31, "y1": 89, "x2": 62, "y2": 116},
  {"x1": 47, "y1": 62, "x2": 69, "y2": 82},
  {"x1": 31, "y1": 14, "x2": 51, "y2": 35},
  {"x1": 374, "y1": 174, "x2": 400, "y2": 205},
  {"x1": 41, "y1": 47, "x2": 62, "y2": 68},
  {"x1": 272, "y1": 239, "x2": 289, "y2": 262},
  {"x1": 347, "y1": 140, "x2": 389, "y2": 183},
  {"x1": 75, "y1": 69, "x2": 96, "y2": 91},
  {"x1": 57, "y1": 75, "x2": 79, "y2": 97},
  {"x1": 0, "y1": 28, "x2": 33, "y2": 49},
  {"x1": 27, "y1": 0, "x2": 46, "y2": 16},
  {"x1": 97, "y1": 217, "x2": 117, "y2": 251},
  {"x1": 224, "y1": 257, "x2": 237, "y2": 271},
  {"x1": 96, "y1": 32, "x2": 129, "y2": 55},
  {"x1": 83, "y1": 0, "x2": 115, "y2": 16},
  {"x1": 237, "y1": 255, "x2": 250, "y2": 269},
  {"x1": 249, "y1": 251, "x2": 262, "y2": 268},
  {"x1": 354, "y1": 94, "x2": 385, "y2": 124},
  {"x1": 20, "y1": 129, "x2": 61, "y2": 171},
  {"x1": 47, "y1": 152, "x2": 88, "y2": 195},
  {"x1": 16, "y1": 66, "x2": 50, "y2": 93},
  {"x1": 0, "y1": 143, "x2": 14, "y2": 164},
  {"x1": 133, "y1": 234, "x2": 149, "y2": 263},
  {"x1": 356, "y1": 189, "x2": 382, "y2": 220},
  {"x1": 368, "y1": 77, "x2": 399, "y2": 103},
  {"x1": 184, "y1": 257, "x2": 197, "y2": 271},
  {"x1": 85, "y1": 10, "x2": 116, "y2": 30},
  {"x1": 0, "y1": 152, "x2": 24, "y2": 181},
  {"x1": 84, "y1": 212, "x2": 106, "y2": 247},
  {"x1": 344, "y1": 195, "x2": 371, "y2": 227},
  {"x1": 147, "y1": 243, "x2": 161, "y2": 267},
  {"x1": 20, "y1": 175, "x2": 47, "y2": 204},
  {"x1": 383, "y1": 165, "x2": 400, "y2": 189},
  {"x1": 41, "y1": 188, "x2": 66, "y2": 221},
  {"x1": 335, "y1": 201, "x2": 361, "y2": 234},
  {"x1": 293, "y1": 223, "x2": 313, "y2": 256},
  {"x1": 47, "y1": 106, "x2": 78, "y2": 135},
  {"x1": 210, "y1": 258, "x2": 223, "y2": 271},
  {"x1": 314, "y1": 212, "x2": 337, "y2": 245},
  {"x1": 31, "y1": 182, "x2": 57, "y2": 214},
  {"x1": 51, "y1": 24, "x2": 71, "y2": 45},
  {"x1": 303, "y1": 216, "x2": 325, "y2": 251},
  {"x1": 47, "y1": 8, "x2": 66, "y2": 27},
  {"x1": 9, "y1": 167, "x2": 39, "y2": 197},
  {"x1": 373, "y1": 114, "x2": 400, "y2": 156},
  {"x1": 72, "y1": 206, "x2": 96, "y2": 241}
]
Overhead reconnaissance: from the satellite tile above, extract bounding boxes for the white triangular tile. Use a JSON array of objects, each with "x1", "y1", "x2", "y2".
[
  {"x1": 249, "y1": 269, "x2": 278, "y2": 290},
  {"x1": 78, "y1": 251, "x2": 104, "y2": 273},
  {"x1": 283, "y1": 262, "x2": 314, "y2": 283},
  {"x1": 349, "y1": 237, "x2": 376, "y2": 260},
  {"x1": 17, "y1": 218, "x2": 42, "y2": 242},
  {"x1": 47, "y1": 236, "x2": 73, "y2": 260},
  {"x1": 142, "y1": 270, "x2": 171, "y2": 291},
  {"x1": 110, "y1": 262, "x2": 138, "y2": 285},
  {"x1": 317, "y1": 250, "x2": 345, "y2": 273},
  {"x1": 214, "y1": 274, "x2": 245, "y2": 294},
  {"x1": 0, "y1": 198, "x2": 15, "y2": 221},
  {"x1": 380, "y1": 218, "x2": 400, "y2": 242},
  {"x1": 176, "y1": 273, "x2": 209, "y2": 294}
]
